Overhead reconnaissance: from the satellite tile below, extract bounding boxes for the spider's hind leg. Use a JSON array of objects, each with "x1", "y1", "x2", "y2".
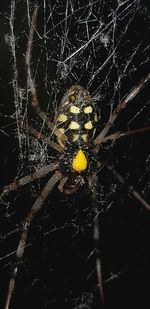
[
  {"x1": 89, "y1": 173, "x2": 105, "y2": 306},
  {"x1": 4, "y1": 170, "x2": 62, "y2": 309},
  {"x1": 101, "y1": 161, "x2": 150, "y2": 211}
]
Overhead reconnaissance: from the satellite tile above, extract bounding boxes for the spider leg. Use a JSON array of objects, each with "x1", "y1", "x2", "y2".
[
  {"x1": 101, "y1": 161, "x2": 150, "y2": 211},
  {"x1": 93, "y1": 210, "x2": 104, "y2": 307},
  {"x1": 102, "y1": 125, "x2": 150, "y2": 143},
  {"x1": 4, "y1": 170, "x2": 62, "y2": 309},
  {"x1": 58, "y1": 176, "x2": 79, "y2": 194},
  {"x1": 91, "y1": 174, "x2": 104, "y2": 306},
  {"x1": 15, "y1": 115, "x2": 64, "y2": 152},
  {"x1": 26, "y1": 125, "x2": 64, "y2": 152},
  {"x1": 25, "y1": 7, "x2": 67, "y2": 143},
  {"x1": 94, "y1": 73, "x2": 150, "y2": 150},
  {"x1": 0, "y1": 162, "x2": 58, "y2": 200}
]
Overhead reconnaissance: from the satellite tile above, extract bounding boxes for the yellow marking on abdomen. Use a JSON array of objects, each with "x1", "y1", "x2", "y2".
[
  {"x1": 81, "y1": 134, "x2": 88, "y2": 142},
  {"x1": 84, "y1": 106, "x2": 93, "y2": 114},
  {"x1": 69, "y1": 121, "x2": 80, "y2": 130},
  {"x1": 70, "y1": 105, "x2": 80, "y2": 114},
  {"x1": 84, "y1": 121, "x2": 93, "y2": 130},
  {"x1": 72, "y1": 149, "x2": 87, "y2": 172},
  {"x1": 72, "y1": 134, "x2": 79, "y2": 142},
  {"x1": 58, "y1": 114, "x2": 67, "y2": 122}
]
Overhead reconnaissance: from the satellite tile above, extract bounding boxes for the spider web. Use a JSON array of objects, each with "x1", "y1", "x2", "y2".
[{"x1": 0, "y1": 0, "x2": 150, "y2": 308}]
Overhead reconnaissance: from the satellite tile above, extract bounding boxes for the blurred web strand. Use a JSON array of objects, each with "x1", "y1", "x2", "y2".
[
  {"x1": 9, "y1": 0, "x2": 24, "y2": 159},
  {"x1": 63, "y1": 0, "x2": 135, "y2": 66},
  {"x1": 88, "y1": 1, "x2": 140, "y2": 87}
]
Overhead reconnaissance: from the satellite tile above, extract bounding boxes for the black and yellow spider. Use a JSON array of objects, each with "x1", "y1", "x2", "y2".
[{"x1": 1, "y1": 6, "x2": 150, "y2": 309}]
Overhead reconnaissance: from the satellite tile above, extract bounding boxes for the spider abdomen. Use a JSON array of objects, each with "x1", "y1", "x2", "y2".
[
  {"x1": 56, "y1": 85, "x2": 99, "y2": 174},
  {"x1": 56, "y1": 85, "x2": 98, "y2": 148}
]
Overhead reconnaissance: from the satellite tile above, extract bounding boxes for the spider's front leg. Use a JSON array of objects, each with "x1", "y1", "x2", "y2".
[
  {"x1": 102, "y1": 125, "x2": 150, "y2": 144},
  {"x1": 94, "y1": 73, "x2": 150, "y2": 151},
  {"x1": 25, "y1": 7, "x2": 67, "y2": 143}
]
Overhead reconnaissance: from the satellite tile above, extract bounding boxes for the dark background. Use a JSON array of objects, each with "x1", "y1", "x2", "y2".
[{"x1": 0, "y1": 1, "x2": 150, "y2": 308}]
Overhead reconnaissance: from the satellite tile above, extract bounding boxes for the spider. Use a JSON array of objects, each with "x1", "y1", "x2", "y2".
[{"x1": 1, "y1": 7, "x2": 150, "y2": 309}]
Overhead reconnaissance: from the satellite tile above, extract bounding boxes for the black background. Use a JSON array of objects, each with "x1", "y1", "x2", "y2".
[{"x1": 0, "y1": 1, "x2": 150, "y2": 308}]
